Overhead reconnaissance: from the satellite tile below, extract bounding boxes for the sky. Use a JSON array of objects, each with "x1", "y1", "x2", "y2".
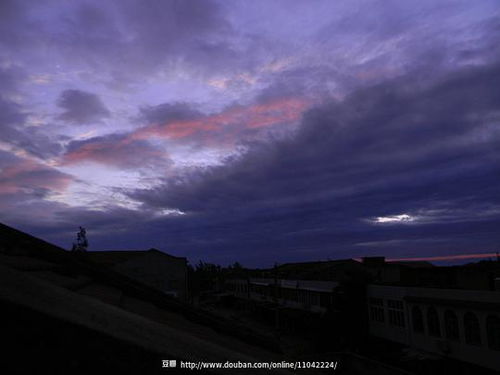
[{"x1": 1, "y1": 0, "x2": 500, "y2": 267}]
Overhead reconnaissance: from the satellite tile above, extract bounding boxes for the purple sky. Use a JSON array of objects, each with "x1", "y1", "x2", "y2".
[{"x1": 1, "y1": 0, "x2": 500, "y2": 267}]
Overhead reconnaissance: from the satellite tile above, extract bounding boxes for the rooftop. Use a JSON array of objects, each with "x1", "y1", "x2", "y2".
[{"x1": 84, "y1": 248, "x2": 186, "y2": 266}]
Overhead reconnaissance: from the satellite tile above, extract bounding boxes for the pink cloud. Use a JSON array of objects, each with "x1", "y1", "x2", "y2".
[
  {"x1": 59, "y1": 97, "x2": 309, "y2": 168},
  {"x1": 133, "y1": 97, "x2": 310, "y2": 140},
  {"x1": 0, "y1": 158, "x2": 73, "y2": 195},
  {"x1": 60, "y1": 135, "x2": 168, "y2": 168}
]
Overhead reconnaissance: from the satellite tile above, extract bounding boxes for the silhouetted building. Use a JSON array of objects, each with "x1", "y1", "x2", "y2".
[
  {"x1": 0, "y1": 222, "x2": 284, "y2": 374},
  {"x1": 85, "y1": 249, "x2": 188, "y2": 300},
  {"x1": 363, "y1": 256, "x2": 500, "y2": 290}
]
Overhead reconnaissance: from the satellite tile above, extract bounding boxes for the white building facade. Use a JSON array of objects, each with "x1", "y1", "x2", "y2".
[{"x1": 367, "y1": 285, "x2": 500, "y2": 371}]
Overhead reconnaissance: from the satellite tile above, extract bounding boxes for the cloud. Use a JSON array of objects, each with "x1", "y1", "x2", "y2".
[
  {"x1": 370, "y1": 214, "x2": 415, "y2": 224},
  {"x1": 0, "y1": 150, "x2": 73, "y2": 196},
  {"x1": 1, "y1": 1, "x2": 500, "y2": 266},
  {"x1": 59, "y1": 97, "x2": 309, "y2": 169},
  {"x1": 0, "y1": 65, "x2": 27, "y2": 126},
  {"x1": 0, "y1": 0, "x2": 238, "y2": 83},
  {"x1": 366, "y1": 203, "x2": 500, "y2": 226},
  {"x1": 138, "y1": 102, "x2": 202, "y2": 125},
  {"x1": 134, "y1": 97, "x2": 310, "y2": 141},
  {"x1": 59, "y1": 98, "x2": 308, "y2": 169},
  {"x1": 0, "y1": 67, "x2": 63, "y2": 160},
  {"x1": 0, "y1": 95, "x2": 26, "y2": 127},
  {"x1": 0, "y1": 64, "x2": 24, "y2": 93},
  {"x1": 124, "y1": 62, "x2": 500, "y2": 265},
  {"x1": 61, "y1": 133, "x2": 169, "y2": 169},
  {"x1": 0, "y1": 0, "x2": 32, "y2": 49},
  {"x1": 57, "y1": 89, "x2": 110, "y2": 124},
  {"x1": 117, "y1": 0, "x2": 234, "y2": 72}
]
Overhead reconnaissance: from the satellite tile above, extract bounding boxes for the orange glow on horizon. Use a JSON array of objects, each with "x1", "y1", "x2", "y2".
[{"x1": 386, "y1": 252, "x2": 499, "y2": 262}]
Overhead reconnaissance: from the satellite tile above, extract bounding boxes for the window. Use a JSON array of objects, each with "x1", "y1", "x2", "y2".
[
  {"x1": 284, "y1": 289, "x2": 298, "y2": 302},
  {"x1": 444, "y1": 310, "x2": 459, "y2": 341},
  {"x1": 308, "y1": 291, "x2": 319, "y2": 307},
  {"x1": 236, "y1": 283, "x2": 247, "y2": 294},
  {"x1": 387, "y1": 299, "x2": 405, "y2": 327},
  {"x1": 427, "y1": 307, "x2": 441, "y2": 337},
  {"x1": 464, "y1": 312, "x2": 481, "y2": 346},
  {"x1": 281, "y1": 288, "x2": 289, "y2": 301},
  {"x1": 298, "y1": 291, "x2": 307, "y2": 305},
  {"x1": 320, "y1": 292, "x2": 332, "y2": 308},
  {"x1": 412, "y1": 306, "x2": 424, "y2": 333},
  {"x1": 487, "y1": 315, "x2": 500, "y2": 351},
  {"x1": 369, "y1": 297, "x2": 385, "y2": 323}
]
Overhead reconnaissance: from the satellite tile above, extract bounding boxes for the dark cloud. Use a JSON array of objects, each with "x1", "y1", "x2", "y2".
[
  {"x1": 57, "y1": 89, "x2": 110, "y2": 124},
  {"x1": 0, "y1": 64, "x2": 24, "y2": 93},
  {"x1": 1, "y1": 1, "x2": 499, "y2": 267},
  {"x1": 0, "y1": 67, "x2": 63, "y2": 159},
  {"x1": 2, "y1": 0, "x2": 497, "y2": 92},
  {"x1": 251, "y1": 1, "x2": 500, "y2": 106},
  {"x1": 118, "y1": 0, "x2": 232, "y2": 68},
  {"x1": 0, "y1": 0, "x2": 238, "y2": 81},
  {"x1": 0, "y1": 0, "x2": 32, "y2": 48},
  {"x1": 0, "y1": 65, "x2": 26, "y2": 124},
  {"x1": 124, "y1": 62, "x2": 500, "y2": 266},
  {"x1": 2, "y1": 124, "x2": 64, "y2": 160},
  {"x1": 0, "y1": 96, "x2": 26, "y2": 127},
  {"x1": 2, "y1": 201, "x2": 174, "y2": 253}
]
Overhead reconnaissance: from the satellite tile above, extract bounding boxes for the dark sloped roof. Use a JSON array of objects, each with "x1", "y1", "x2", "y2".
[{"x1": 0, "y1": 222, "x2": 285, "y2": 373}]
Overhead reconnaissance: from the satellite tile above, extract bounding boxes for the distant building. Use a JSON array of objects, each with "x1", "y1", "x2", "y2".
[
  {"x1": 363, "y1": 256, "x2": 500, "y2": 290},
  {"x1": 86, "y1": 249, "x2": 188, "y2": 300},
  {"x1": 367, "y1": 284, "x2": 500, "y2": 371},
  {"x1": 226, "y1": 278, "x2": 338, "y2": 313},
  {"x1": 224, "y1": 257, "x2": 500, "y2": 372},
  {"x1": 273, "y1": 258, "x2": 366, "y2": 282}
]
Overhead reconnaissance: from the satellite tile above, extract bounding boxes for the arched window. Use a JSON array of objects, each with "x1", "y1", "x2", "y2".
[
  {"x1": 427, "y1": 307, "x2": 441, "y2": 337},
  {"x1": 487, "y1": 315, "x2": 500, "y2": 350},
  {"x1": 412, "y1": 306, "x2": 424, "y2": 333},
  {"x1": 444, "y1": 310, "x2": 459, "y2": 341},
  {"x1": 387, "y1": 299, "x2": 405, "y2": 327},
  {"x1": 464, "y1": 312, "x2": 481, "y2": 345}
]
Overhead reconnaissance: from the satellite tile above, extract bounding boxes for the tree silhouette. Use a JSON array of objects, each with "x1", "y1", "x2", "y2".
[{"x1": 71, "y1": 226, "x2": 88, "y2": 252}]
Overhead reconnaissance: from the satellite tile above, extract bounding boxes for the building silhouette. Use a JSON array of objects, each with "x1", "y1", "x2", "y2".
[{"x1": 84, "y1": 249, "x2": 188, "y2": 300}]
